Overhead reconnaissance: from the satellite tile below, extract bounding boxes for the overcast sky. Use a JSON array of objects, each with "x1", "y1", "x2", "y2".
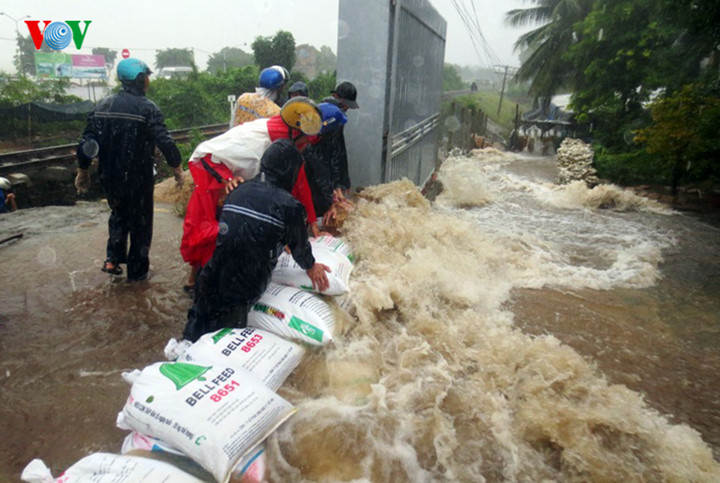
[{"x1": 0, "y1": 0, "x2": 531, "y2": 74}]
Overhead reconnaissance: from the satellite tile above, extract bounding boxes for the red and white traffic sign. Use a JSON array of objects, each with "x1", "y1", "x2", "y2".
[{"x1": 121, "y1": 48, "x2": 130, "y2": 59}]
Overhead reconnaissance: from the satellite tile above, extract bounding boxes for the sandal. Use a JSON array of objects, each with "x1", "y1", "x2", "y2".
[{"x1": 101, "y1": 260, "x2": 123, "y2": 275}]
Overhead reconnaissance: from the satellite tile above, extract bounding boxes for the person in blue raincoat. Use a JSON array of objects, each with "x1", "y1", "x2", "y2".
[
  {"x1": 182, "y1": 138, "x2": 331, "y2": 342},
  {"x1": 75, "y1": 58, "x2": 183, "y2": 281}
]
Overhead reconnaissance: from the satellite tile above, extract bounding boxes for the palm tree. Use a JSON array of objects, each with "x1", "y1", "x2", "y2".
[{"x1": 506, "y1": 0, "x2": 592, "y2": 112}]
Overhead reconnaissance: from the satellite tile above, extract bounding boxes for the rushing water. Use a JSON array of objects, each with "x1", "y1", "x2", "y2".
[{"x1": 1, "y1": 149, "x2": 719, "y2": 481}]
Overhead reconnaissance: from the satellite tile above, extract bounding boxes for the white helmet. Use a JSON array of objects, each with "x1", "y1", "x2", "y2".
[{"x1": 0, "y1": 177, "x2": 11, "y2": 191}]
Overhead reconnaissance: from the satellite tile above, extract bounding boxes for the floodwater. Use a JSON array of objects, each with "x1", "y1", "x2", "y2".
[{"x1": 1, "y1": 149, "x2": 719, "y2": 481}]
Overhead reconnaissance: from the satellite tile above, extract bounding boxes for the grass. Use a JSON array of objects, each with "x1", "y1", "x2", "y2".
[{"x1": 453, "y1": 90, "x2": 531, "y2": 132}]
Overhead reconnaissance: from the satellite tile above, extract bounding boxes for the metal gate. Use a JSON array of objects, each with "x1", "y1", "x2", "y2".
[{"x1": 337, "y1": 0, "x2": 446, "y2": 189}]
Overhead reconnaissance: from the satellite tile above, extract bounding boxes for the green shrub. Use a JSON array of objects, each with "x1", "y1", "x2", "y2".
[{"x1": 593, "y1": 146, "x2": 666, "y2": 185}]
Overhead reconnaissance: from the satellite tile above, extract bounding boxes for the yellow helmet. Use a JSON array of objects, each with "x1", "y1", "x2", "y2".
[{"x1": 280, "y1": 97, "x2": 322, "y2": 136}]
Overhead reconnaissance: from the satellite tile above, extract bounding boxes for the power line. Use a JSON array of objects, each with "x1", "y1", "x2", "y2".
[{"x1": 449, "y1": 0, "x2": 503, "y2": 69}]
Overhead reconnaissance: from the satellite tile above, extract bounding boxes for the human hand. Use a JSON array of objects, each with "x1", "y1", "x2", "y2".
[
  {"x1": 75, "y1": 168, "x2": 90, "y2": 195},
  {"x1": 305, "y1": 262, "x2": 331, "y2": 292},
  {"x1": 333, "y1": 188, "x2": 345, "y2": 202},
  {"x1": 172, "y1": 166, "x2": 184, "y2": 188},
  {"x1": 224, "y1": 175, "x2": 244, "y2": 194},
  {"x1": 322, "y1": 205, "x2": 337, "y2": 227}
]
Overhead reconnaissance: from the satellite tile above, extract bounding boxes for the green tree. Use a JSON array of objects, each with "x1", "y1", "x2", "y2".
[
  {"x1": 505, "y1": 0, "x2": 592, "y2": 110},
  {"x1": 155, "y1": 48, "x2": 194, "y2": 69},
  {"x1": 92, "y1": 47, "x2": 118, "y2": 70},
  {"x1": 147, "y1": 66, "x2": 259, "y2": 128},
  {"x1": 443, "y1": 64, "x2": 466, "y2": 91},
  {"x1": 0, "y1": 73, "x2": 79, "y2": 106},
  {"x1": 206, "y1": 47, "x2": 254, "y2": 74},
  {"x1": 315, "y1": 46, "x2": 337, "y2": 75},
  {"x1": 634, "y1": 84, "x2": 720, "y2": 194},
  {"x1": 566, "y1": 0, "x2": 681, "y2": 149},
  {"x1": 15, "y1": 35, "x2": 51, "y2": 76},
  {"x1": 308, "y1": 71, "x2": 337, "y2": 101},
  {"x1": 251, "y1": 30, "x2": 296, "y2": 71}
]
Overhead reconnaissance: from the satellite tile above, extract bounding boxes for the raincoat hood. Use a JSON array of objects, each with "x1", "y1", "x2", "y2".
[{"x1": 259, "y1": 138, "x2": 303, "y2": 192}]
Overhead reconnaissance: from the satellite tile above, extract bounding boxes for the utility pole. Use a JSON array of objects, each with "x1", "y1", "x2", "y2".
[{"x1": 494, "y1": 64, "x2": 517, "y2": 116}]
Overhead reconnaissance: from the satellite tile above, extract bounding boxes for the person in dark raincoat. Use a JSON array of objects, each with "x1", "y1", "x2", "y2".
[
  {"x1": 302, "y1": 102, "x2": 348, "y2": 221},
  {"x1": 76, "y1": 58, "x2": 183, "y2": 281},
  {"x1": 180, "y1": 98, "x2": 326, "y2": 294},
  {"x1": 287, "y1": 81, "x2": 309, "y2": 99},
  {"x1": 182, "y1": 138, "x2": 331, "y2": 342},
  {"x1": 328, "y1": 81, "x2": 359, "y2": 201}
]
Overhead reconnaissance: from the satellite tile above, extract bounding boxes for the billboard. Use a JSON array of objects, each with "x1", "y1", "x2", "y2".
[{"x1": 35, "y1": 52, "x2": 107, "y2": 79}]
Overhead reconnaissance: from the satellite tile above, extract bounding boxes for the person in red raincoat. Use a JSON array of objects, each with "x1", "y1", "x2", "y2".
[{"x1": 180, "y1": 98, "x2": 326, "y2": 294}]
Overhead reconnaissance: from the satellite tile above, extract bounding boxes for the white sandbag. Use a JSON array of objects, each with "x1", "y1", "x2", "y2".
[
  {"x1": 165, "y1": 327, "x2": 305, "y2": 391},
  {"x1": 122, "y1": 431, "x2": 184, "y2": 456},
  {"x1": 311, "y1": 235, "x2": 355, "y2": 262},
  {"x1": 116, "y1": 361, "x2": 295, "y2": 483},
  {"x1": 272, "y1": 239, "x2": 353, "y2": 295},
  {"x1": 248, "y1": 282, "x2": 336, "y2": 346},
  {"x1": 21, "y1": 453, "x2": 203, "y2": 483},
  {"x1": 122, "y1": 432, "x2": 267, "y2": 483},
  {"x1": 189, "y1": 117, "x2": 271, "y2": 180}
]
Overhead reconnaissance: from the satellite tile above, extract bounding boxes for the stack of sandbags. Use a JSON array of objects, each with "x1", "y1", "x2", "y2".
[
  {"x1": 115, "y1": 360, "x2": 295, "y2": 483},
  {"x1": 248, "y1": 236, "x2": 355, "y2": 345},
  {"x1": 556, "y1": 138, "x2": 600, "y2": 187},
  {"x1": 21, "y1": 235, "x2": 355, "y2": 483},
  {"x1": 21, "y1": 453, "x2": 206, "y2": 482}
]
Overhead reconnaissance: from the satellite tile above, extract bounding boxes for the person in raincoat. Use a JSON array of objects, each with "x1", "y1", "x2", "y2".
[
  {"x1": 302, "y1": 102, "x2": 348, "y2": 222},
  {"x1": 328, "y1": 81, "x2": 359, "y2": 202},
  {"x1": 232, "y1": 65, "x2": 289, "y2": 127},
  {"x1": 180, "y1": 97, "x2": 326, "y2": 293},
  {"x1": 182, "y1": 138, "x2": 331, "y2": 342},
  {"x1": 230, "y1": 70, "x2": 322, "y2": 235},
  {"x1": 287, "y1": 81, "x2": 309, "y2": 99},
  {"x1": 0, "y1": 177, "x2": 17, "y2": 213},
  {"x1": 75, "y1": 58, "x2": 183, "y2": 281}
]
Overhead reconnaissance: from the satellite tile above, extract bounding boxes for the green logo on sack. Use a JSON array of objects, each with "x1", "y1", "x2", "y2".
[
  {"x1": 288, "y1": 316, "x2": 324, "y2": 342},
  {"x1": 212, "y1": 328, "x2": 234, "y2": 344},
  {"x1": 159, "y1": 362, "x2": 212, "y2": 390}
]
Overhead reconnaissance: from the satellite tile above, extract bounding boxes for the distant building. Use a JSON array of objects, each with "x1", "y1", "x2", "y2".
[
  {"x1": 156, "y1": 66, "x2": 193, "y2": 79},
  {"x1": 294, "y1": 44, "x2": 318, "y2": 79}
]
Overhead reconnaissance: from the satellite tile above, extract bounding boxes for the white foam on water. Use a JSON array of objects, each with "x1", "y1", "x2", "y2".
[{"x1": 265, "y1": 151, "x2": 720, "y2": 481}]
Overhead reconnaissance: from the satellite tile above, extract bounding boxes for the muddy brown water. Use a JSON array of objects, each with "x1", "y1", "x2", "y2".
[
  {"x1": 1, "y1": 150, "x2": 719, "y2": 481},
  {"x1": 0, "y1": 202, "x2": 191, "y2": 480}
]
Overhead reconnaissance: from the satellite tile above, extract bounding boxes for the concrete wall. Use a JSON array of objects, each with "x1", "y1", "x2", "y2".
[{"x1": 337, "y1": 0, "x2": 446, "y2": 189}]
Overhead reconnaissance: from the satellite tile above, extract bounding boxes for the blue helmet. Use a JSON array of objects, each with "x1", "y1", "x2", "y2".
[
  {"x1": 259, "y1": 66, "x2": 288, "y2": 89},
  {"x1": 117, "y1": 58, "x2": 152, "y2": 81},
  {"x1": 318, "y1": 102, "x2": 348, "y2": 134}
]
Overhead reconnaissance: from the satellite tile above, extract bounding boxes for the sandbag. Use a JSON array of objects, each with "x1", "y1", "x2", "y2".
[
  {"x1": 272, "y1": 238, "x2": 353, "y2": 295},
  {"x1": 189, "y1": 117, "x2": 271, "y2": 180},
  {"x1": 248, "y1": 282, "x2": 336, "y2": 346},
  {"x1": 21, "y1": 453, "x2": 203, "y2": 483},
  {"x1": 122, "y1": 432, "x2": 267, "y2": 483},
  {"x1": 311, "y1": 235, "x2": 355, "y2": 262},
  {"x1": 165, "y1": 327, "x2": 305, "y2": 391},
  {"x1": 116, "y1": 361, "x2": 295, "y2": 483}
]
